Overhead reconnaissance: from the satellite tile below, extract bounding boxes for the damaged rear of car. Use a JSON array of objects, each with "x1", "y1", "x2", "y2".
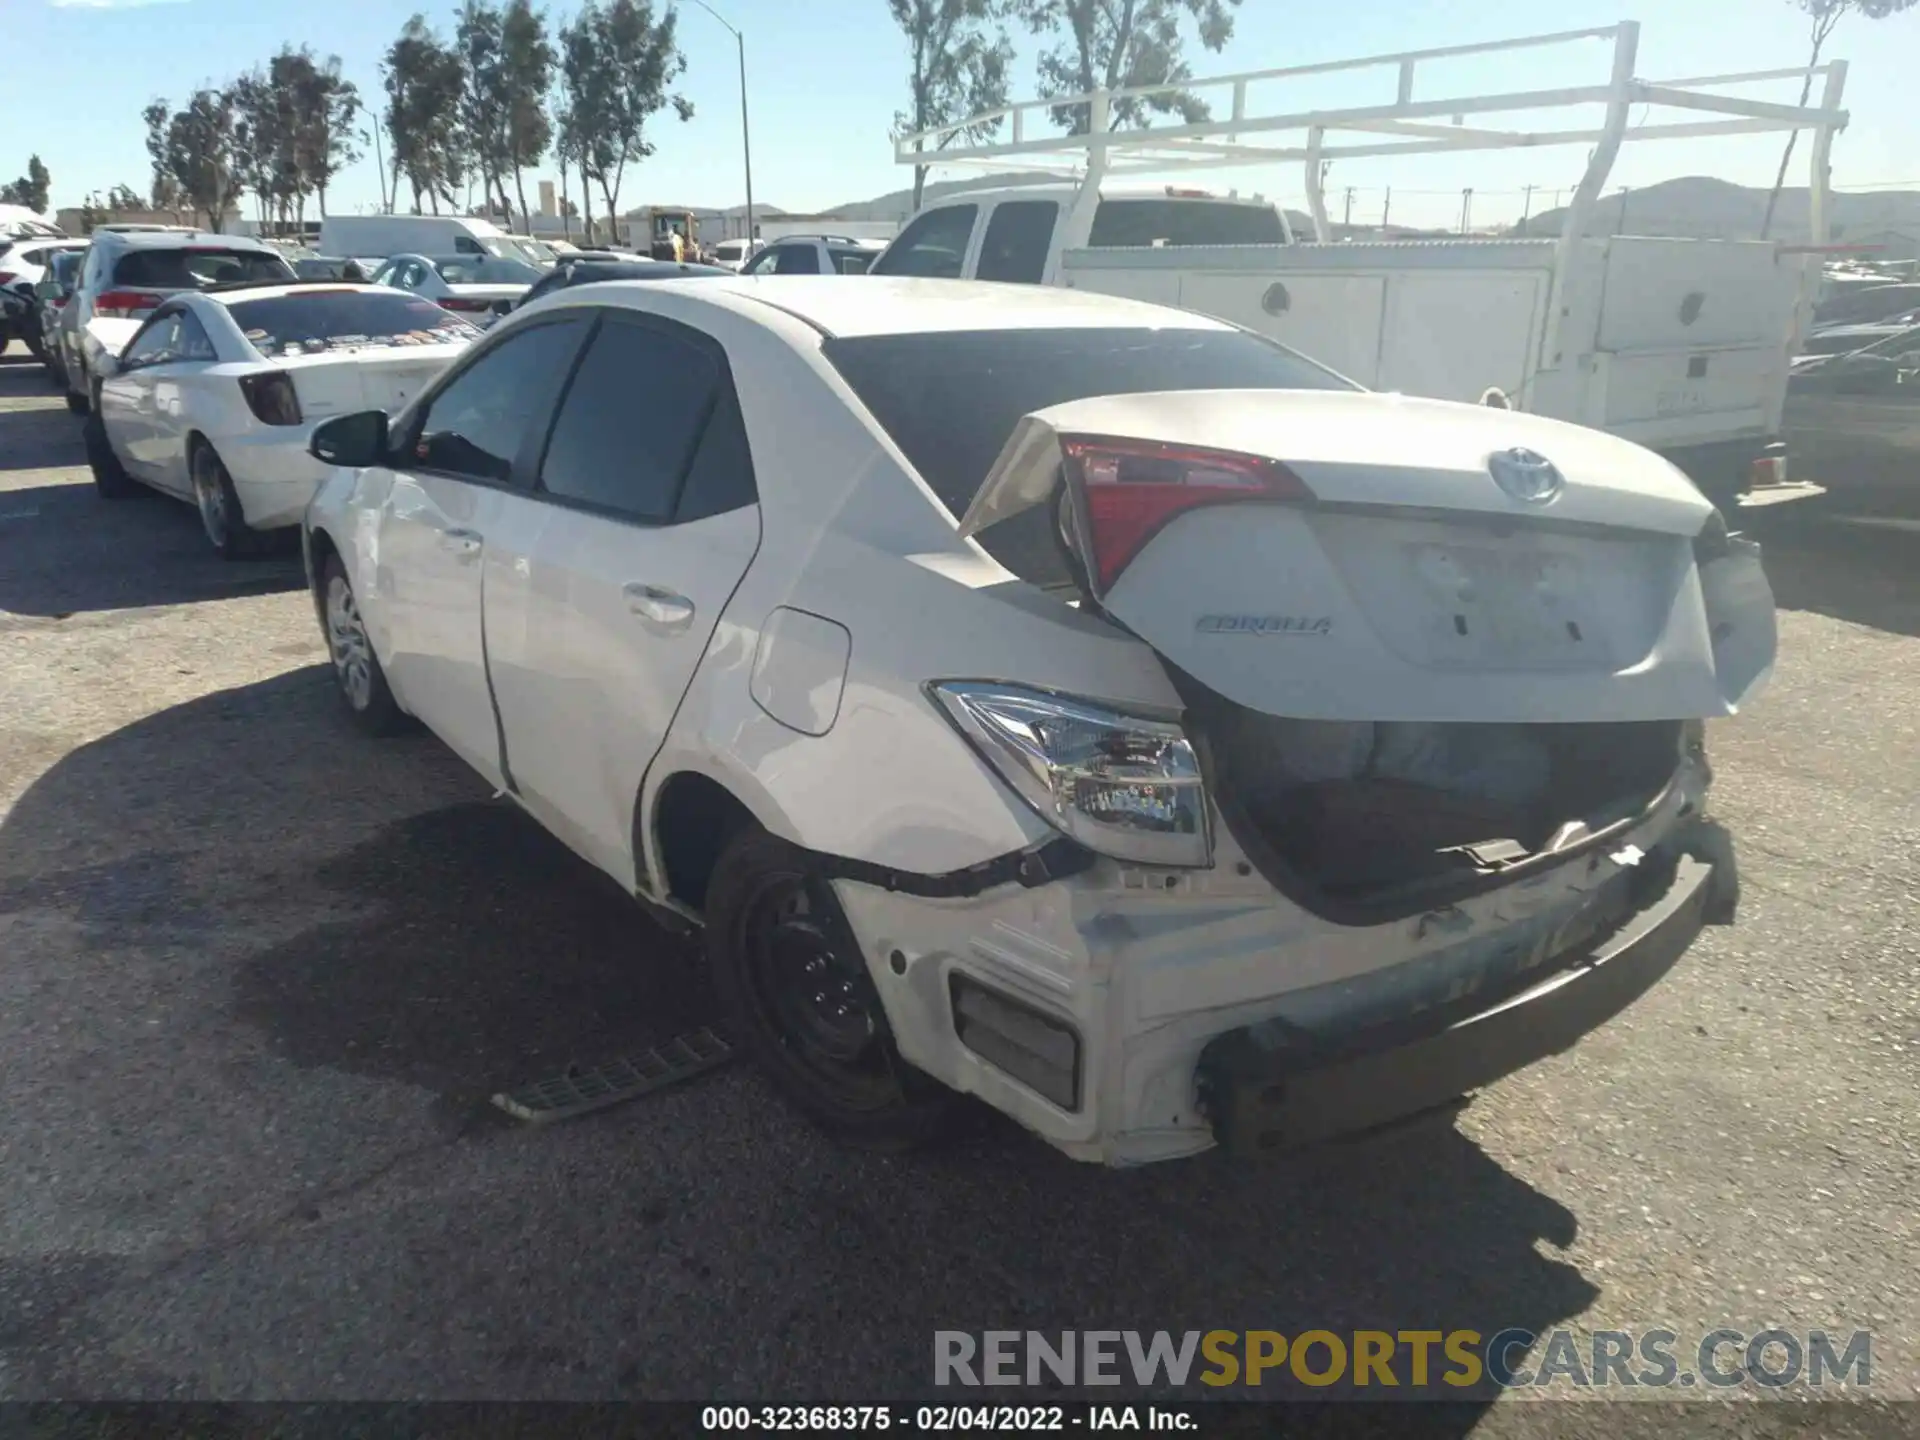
[{"x1": 800, "y1": 319, "x2": 1768, "y2": 1165}]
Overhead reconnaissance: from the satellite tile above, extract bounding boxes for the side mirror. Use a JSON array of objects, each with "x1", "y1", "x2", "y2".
[
  {"x1": 310, "y1": 410, "x2": 389, "y2": 467},
  {"x1": 94, "y1": 353, "x2": 121, "y2": 379}
]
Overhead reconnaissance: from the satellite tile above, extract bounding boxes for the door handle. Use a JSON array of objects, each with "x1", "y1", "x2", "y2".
[
  {"x1": 440, "y1": 527, "x2": 482, "y2": 558},
  {"x1": 622, "y1": 582, "x2": 695, "y2": 630}
]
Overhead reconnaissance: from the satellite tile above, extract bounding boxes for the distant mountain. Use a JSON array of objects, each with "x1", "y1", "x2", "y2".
[{"x1": 1512, "y1": 176, "x2": 1920, "y2": 244}]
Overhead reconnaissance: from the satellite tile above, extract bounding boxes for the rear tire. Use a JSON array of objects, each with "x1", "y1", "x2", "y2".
[
  {"x1": 319, "y1": 554, "x2": 408, "y2": 736},
  {"x1": 64, "y1": 388, "x2": 87, "y2": 416},
  {"x1": 190, "y1": 442, "x2": 270, "y2": 560},
  {"x1": 706, "y1": 828, "x2": 964, "y2": 1152},
  {"x1": 84, "y1": 410, "x2": 140, "y2": 500}
]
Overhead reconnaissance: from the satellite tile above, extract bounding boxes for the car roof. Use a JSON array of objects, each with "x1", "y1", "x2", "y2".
[
  {"x1": 595, "y1": 274, "x2": 1237, "y2": 339},
  {"x1": 99, "y1": 230, "x2": 277, "y2": 252}
]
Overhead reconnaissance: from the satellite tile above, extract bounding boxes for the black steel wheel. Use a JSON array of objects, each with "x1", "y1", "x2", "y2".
[{"x1": 706, "y1": 828, "x2": 962, "y2": 1150}]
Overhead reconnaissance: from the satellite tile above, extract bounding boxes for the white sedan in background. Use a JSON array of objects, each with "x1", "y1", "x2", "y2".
[
  {"x1": 86, "y1": 282, "x2": 482, "y2": 557},
  {"x1": 368, "y1": 253, "x2": 543, "y2": 325},
  {"x1": 302, "y1": 276, "x2": 1770, "y2": 1166}
]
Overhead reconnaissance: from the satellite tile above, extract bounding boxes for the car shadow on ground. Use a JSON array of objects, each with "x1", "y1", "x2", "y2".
[
  {"x1": 0, "y1": 671, "x2": 1598, "y2": 1413},
  {"x1": 1742, "y1": 498, "x2": 1920, "y2": 639},
  {"x1": 0, "y1": 481, "x2": 304, "y2": 616}
]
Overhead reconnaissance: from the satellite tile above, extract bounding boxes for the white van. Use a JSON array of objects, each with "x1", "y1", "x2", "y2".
[{"x1": 315, "y1": 215, "x2": 546, "y2": 266}]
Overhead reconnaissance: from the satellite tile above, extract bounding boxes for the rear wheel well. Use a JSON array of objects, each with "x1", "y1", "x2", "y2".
[{"x1": 648, "y1": 772, "x2": 760, "y2": 915}]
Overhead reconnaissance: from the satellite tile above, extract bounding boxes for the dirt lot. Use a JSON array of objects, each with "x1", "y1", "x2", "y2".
[{"x1": 0, "y1": 343, "x2": 1916, "y2": 1426}]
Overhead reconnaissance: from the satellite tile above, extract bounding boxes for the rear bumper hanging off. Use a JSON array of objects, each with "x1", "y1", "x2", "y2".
[{"x1": 1197, "y1": 843, "x2": 1729, "y2": 1154}]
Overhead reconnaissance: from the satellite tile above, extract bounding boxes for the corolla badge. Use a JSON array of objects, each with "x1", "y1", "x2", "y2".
[{"x1": 1488, "y1": 447, "x2": 1565, "y2": 504}]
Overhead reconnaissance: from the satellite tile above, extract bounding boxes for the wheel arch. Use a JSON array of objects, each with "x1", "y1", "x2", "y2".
[{"x1": 641, "y1": 766, "x2": 787, "y2": 917}]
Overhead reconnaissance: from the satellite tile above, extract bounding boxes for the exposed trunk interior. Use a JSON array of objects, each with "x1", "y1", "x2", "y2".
[{"x1": 1184, "y1": 682, "x2": 1684, "y2": 909}]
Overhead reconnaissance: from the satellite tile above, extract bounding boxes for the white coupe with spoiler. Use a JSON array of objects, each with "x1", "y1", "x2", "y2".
[
  {"x1": 300, "y1": 276, "x2": 1769, "y2": 1167},
  {"x1": 84, "y1": 282, "x2": 482, "y2": 557}
]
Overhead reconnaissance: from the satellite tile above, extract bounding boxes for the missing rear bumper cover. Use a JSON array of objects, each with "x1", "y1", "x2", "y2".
[{"x1": 1199, "y1": 848, "x2": 1723, "y2": 1154}]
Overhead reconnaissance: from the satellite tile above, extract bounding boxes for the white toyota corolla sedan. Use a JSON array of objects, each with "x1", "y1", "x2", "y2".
[
  {"x1": 301, "y1": 276, "x2": 1773, "y2": 1166},
  {"x1": 86, "y1": 282, "x2": 482, "y2": 557}
]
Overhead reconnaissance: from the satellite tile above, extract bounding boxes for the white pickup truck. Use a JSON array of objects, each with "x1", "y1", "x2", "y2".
[{"x1": 881, "y1": 22, "x2": 1851, "y2": 510}]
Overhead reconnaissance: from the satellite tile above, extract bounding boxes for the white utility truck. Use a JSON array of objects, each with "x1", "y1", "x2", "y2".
[{"x1": 879, "y1": 23, "x2": 1851, "y2": 510}]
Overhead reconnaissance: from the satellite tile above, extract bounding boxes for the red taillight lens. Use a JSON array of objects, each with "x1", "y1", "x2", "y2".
[
  {"x1": 1060, "y1": 435, "x2": 1313, "y2": 593},
  {"x1": 239, "y1": 371, "x2": 303, "y2": 426},
  {"x1": 52, "y1": 295, "x2": 69, "y2": 308},
  {"x1": 438, "y1": 296, "x2": 490, "y2": 312},
  {"x1": 95, "y1": 289, "x2": 164, "y2": 318},
  {"x1": 0, "y1": 272, "x2": 17, "y2": 287}
]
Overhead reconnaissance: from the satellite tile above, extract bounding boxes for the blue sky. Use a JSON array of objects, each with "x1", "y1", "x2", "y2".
[{"x1": 8, "y1": 0, "x2": 1920, "y2": 229}]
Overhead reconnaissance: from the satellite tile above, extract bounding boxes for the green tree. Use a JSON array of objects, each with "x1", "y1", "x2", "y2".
[
  {"x1": 0, "y1": 155, "x2": 52, "y2": 212},
  {"x1": 142, "y1": 91, "x2": 244, "y2": 230},
  {"x1": 558, "y1": 0, "x2": 692, "y2": 226},
  {"x1": 502, "y1": 0, "x2": 555, "y2": 229},
  {"x1": 385, "y1": 15, "x2": 469, "y2": 214},
  {"x1": 889, "y1": 0, "x2": 1014, "y2": 210},
  {"x1": 1022, "y1": 0, "x2": 1240, "y2": 133},
  {"x1": 1760, "y1": 0, "x2": 1917, "y2": 238},
  {"x1": 455, "y1": 0, "x2": 513, "y2": 220},
  {"x1": 106, "y1": 183, "x2": 146, "y2": 211}
]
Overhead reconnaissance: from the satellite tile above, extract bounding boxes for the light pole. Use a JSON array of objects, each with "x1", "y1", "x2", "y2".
[{"x1": 684, "y1": 0, "x2": 754, "y2": 249}]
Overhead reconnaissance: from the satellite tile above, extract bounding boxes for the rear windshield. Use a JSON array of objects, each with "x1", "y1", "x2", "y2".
[
  {"x1": 113, "y1": 248, "x2": 295, "y2": 289},
  {"x1": 823, "y1": 326, "x2": 1352, "y2": 585},
  {"x1": 226, "y1": 291, "x2": 481, "y2": 357},
  {"x1": 1088, "y1": 199, "x2": 1285, "y2": 248}
]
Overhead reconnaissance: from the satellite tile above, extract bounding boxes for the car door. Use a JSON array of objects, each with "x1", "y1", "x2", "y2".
[
  {"x1": 98, "y1": 311, "x2": 182, "y2": 484},
  {"x1": 141, "y1": 308, "x2": 219, "y2": 491},
  {"x1": 374, "y1": 314, "x2": 591, "y2": 782},
  {"x1": 482, "y1": 309, "x2": 762, "y2": 885}
]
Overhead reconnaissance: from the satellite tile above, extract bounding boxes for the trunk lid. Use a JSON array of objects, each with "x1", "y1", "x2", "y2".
[
  {"x1": 958, "y1": 388, "x2": 1774, "y2": 724},
  {"x1": 274, "y1": 342, "x2": 468, "y2": 419}
]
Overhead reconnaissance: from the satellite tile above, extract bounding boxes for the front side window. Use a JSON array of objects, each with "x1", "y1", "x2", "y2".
[
  {"x1": 832, "y1": 248, "x2": 876, "y2": 275},
  {"x1": 739, "y1": 245, "x2": 784, "y2": 275},
  {"x1": 536, "y1": 317, "x2": 721, "y2": 522},
  {"x1": 410, "y1": 319, "x2": 588, "y2": 483},
  {"x1": 868, "y1": 205, "x2": 977, "y2": 279}
]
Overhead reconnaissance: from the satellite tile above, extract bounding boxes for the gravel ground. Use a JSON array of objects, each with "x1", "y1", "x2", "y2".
[{"x1": 0, "y1": 342, "x2": 1915, "y2": 1431}]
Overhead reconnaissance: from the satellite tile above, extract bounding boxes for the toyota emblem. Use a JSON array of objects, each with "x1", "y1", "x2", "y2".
[{"x1": 1488, "y1": 447, "x2": 1565, "y2": 504}]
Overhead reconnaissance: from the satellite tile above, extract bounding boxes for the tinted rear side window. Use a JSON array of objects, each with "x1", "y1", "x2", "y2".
[
  {"x1": 1088, "y1": 200, "x2": 1284, "y2": 248},
  {"x1": 537, "y1": 318, "x2": 720, "y2": 523},
  {"x1": 977, "y1": 201, "x2": 1059, "y2": 284},
  {"x1": 226, "y1": 291, "x2": 480, "y2": 356},
  {"x1": 824, "y1": 327, "x2": 1351, "y2": 583},
  {"x1": 113, "y1": 248, "x2": 295, "y2": 288}
]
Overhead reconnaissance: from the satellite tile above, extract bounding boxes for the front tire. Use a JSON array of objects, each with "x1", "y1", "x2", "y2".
[
  {"x1": 84, "y1": 409, "x2": 140, "y2": 500},
  {"x1": 706, "y1": 829, "x2": 963, "y2": 1152},
  {"x1": 190, "y1": 442, "x2": 270, "y2": 560},
  {"x1": 319, "y1": 554, "x2": 408, "y2": 736}
]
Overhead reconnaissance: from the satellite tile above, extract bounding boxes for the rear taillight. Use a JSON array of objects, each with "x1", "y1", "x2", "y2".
[
  {"x1": 0, "y1": 272, "x2": 17, "y2": 287},
  {"x1": 239, "y1": 371, "x2": 303, "y2": 426},
  {"x1": 1059, "y1": 435, "x2": 1314, "y2": 593},
  {"x1": 52, "y1": 294, "x2": 69, "y2": 309},
  {"x1": 438, "y1": 297, "x2": 490, "y2": 312},
  {"x1": 95, "y1": 289, "x2": 164, "y2": 318}
]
